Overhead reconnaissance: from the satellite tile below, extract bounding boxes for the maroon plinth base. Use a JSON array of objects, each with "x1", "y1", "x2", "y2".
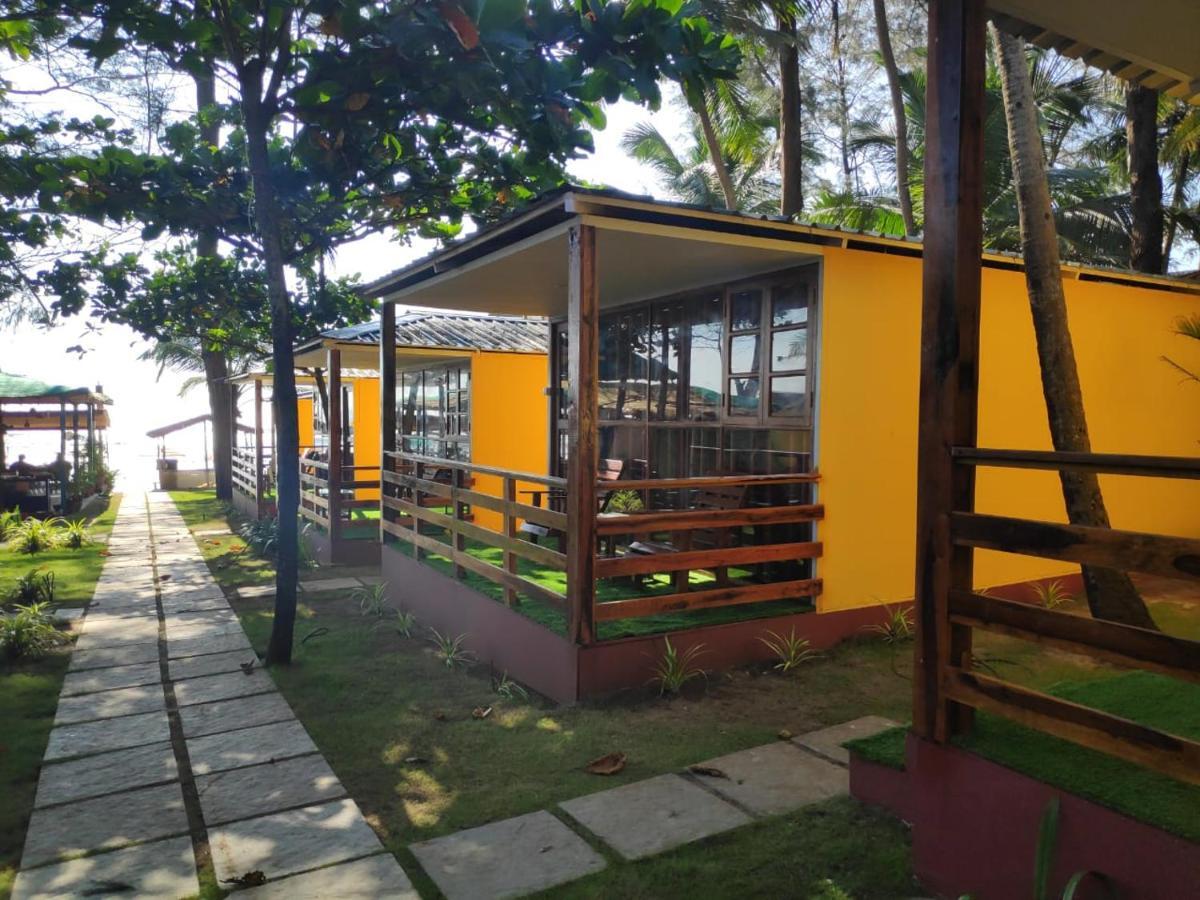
[
  {"x1": 304, "y1": 526, "x2": 381, "y2": 567},
  {"x1": 849, "y1": 734, "x2": 1200, "y2": 899}
]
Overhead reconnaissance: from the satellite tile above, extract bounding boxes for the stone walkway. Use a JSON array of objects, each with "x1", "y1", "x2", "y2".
[
  {"x1": 14, "y1": 491, "x2": 898, "y2": 899},
  {"x1": 13, "y1": 493, "x2": 414, "y2": 899}
]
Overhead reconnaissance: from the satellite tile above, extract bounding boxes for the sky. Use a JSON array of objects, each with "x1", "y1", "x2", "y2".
[{"x1": 1, "y1": 87, "x2": 686, "y2": 489}]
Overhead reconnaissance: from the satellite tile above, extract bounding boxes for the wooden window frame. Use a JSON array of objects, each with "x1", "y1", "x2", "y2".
[{"x1": 396, "y1": 359, "x2": 472, "y2": 461}]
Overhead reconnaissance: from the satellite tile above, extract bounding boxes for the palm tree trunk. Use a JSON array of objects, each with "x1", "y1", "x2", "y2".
[
  {"x1": 872, "y1": 0, "x2": 915, "y2": 235},
  {"x1": 689, "y1": 92, "x2": 738, "y2": 210},
  {"x1": 194, "y1": 65, "x2": 234, "y2": 501},
  {"x1": 1126, "y1": 84, "x2": 1164, "y2": 273},
  {"x1": 1162, "y1": 152, "x2": 1188, "y2": 268},
  {"x1": 991, "y1": 25, "x2": 1156, "y2": 630},
  {"x1": 777, "y1": 10, "x2": 803, "y2": 217}
]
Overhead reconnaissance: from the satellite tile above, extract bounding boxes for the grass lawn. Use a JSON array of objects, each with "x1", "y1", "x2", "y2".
[{"x1": 0, "y1": 494, "x2": 121, "y2": 900}]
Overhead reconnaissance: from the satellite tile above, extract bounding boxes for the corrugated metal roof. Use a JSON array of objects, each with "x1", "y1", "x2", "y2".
[{"x1": 318, "y1": 312, "x2": 548, "y2": 354}]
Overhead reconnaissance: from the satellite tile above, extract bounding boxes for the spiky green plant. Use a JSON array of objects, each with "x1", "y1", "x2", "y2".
[
  {"x1": 648, "y1": 637, "x2": 707, "y2": 695},
  {"x1": 868, "y1": 605, "x2": 914, "y2": 644},
  {"x1": 1031, "y1": 579, "x2": 1074, "y2": 610},
  {"x1": 494, "y1": 671, "x2": 529, "y2": 702},
  {"x1": 11, "y1": 568, "x2": 55, "y2": 604},
  {"x1": 0, "y1": 509, "x2": 21, "y2": 541},
  {"x1": 9, "y1": 517, "x2": 65, "y2": 554},
  {"x1": 60, "y1": 519, "x2": 92, "y2": 549},
  {"x1": 352, "y1": 582, "x2": 391, "y2": 617},
  {"x1": 394, "y1": 610, "x2": 417, "y2": 638},
  {"x1": 0, "y1": 601, "x2": 63, "y2": 658},
  {"x1": 758, "y1": 628, "x2": 820, "y2": 673},
  {"x1": 428, "y1": 628, "x2": 474, "y2": 669}
]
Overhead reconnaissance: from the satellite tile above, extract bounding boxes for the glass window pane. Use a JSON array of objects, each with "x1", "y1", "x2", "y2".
[
  {"x1": 687, "y1": 294, "x2": 723, "y2": 421},
  {"x1": 770, "y1": 375, "x2": 807, "y2": 416},
  {"x1": 730, "y1": 289, "x2": 762, "y2": 331},
  {"x1": 728, "y1": 377, "x2": 760, "y2": 416},
  {"x1": 649, "y1": 304, "x2": 681, "y2": 420},
  {"x1": 730, "y1": 334, "x2": 759, "y2": 374},
  {"x1": 459, "y1": 366, "x2": 469, "y2": 390},
  {"x1": 771, "y1": 328, "x2": 807, "y2": 372},
  {"x1": 772, "y1": 285, "x2": 808, "y2": 326}
]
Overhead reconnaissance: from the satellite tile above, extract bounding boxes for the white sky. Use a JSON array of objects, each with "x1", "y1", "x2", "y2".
[{"x1": 1, "y1": 90, "x2": 685, "y2": 486}]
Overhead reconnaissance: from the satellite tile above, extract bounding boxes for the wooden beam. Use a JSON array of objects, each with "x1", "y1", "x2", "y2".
[
  {"x1": 253, "y1": 379, "x2": 265, "y2": 519},
  {"x1": 595, "y1": 578, "x2": 822, "y2": 621},
  {"x1": 601, "y1": 473, "x2": 820, "y2": 491},
  {"x1": 566, "y1": 224, "x2": 599, "y2": 645},
  {"x1": 595, "y1": 541, "x2": 822, "y2": 578},
  {"x1": 596, "y1": 504, "x2": 824, "y2": 537},
  {"x1": 380, "y1": 302, "x2": 397, "y2": 542},
  {"x1": 952, "y1": 447, "x2": 1200, "y2": 480},
  {"x1": 951, "y1": 512, "x2": 1200, "y2": 581},
  {"x1": 943, "y1": 668, "x2": 1200, "y2": 787},
  {"x1": 327, "y1": 347, "x2": 342, "y2": 543},
  {"x1": 913, "y1": 0, "x2": 987, "y2": 742},
  {"x1": 949, "y1": 589, "x2": 1200, "y2": 683}
]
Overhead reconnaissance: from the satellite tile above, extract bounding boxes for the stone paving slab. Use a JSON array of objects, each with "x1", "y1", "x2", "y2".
[
  {"x1": 173, "y1": 669, "x2": 276, "y2": 707},
  {"x1": 34, "y1": 741, "x2": 178, "y2": 808},
  {"x1": 73, "y1": 629, "x2": 159, "y2": 655},
  {"x1": 412, "y1": 809, "x2": 606, "y2": 900},
  {"x1": 11, "y1": 834, "x2": 198, "y2": 900},
  {"x1": 20, "y1": 782, "x2": 189, "y2": 869},
  {"x1": 54, "y1": 683, "x2": 166, "y2": 726},
  {"x1": 82, "y1": 600, "x2": 157, "y2": 619},
  {"x1": 50, "y1": 607, "x2": 86, "y2": 625},
  {"x1": 187, "y1": 719, "x2": 317, "y2": 775},
  {"x1": 161, "y1": 596, "x2": 232, "y2": 615},
  {"x1": 690, "y1": 742, "x2": 849, "y2": 816},
  {"x1": 560, "y1": 774, "x2": 751, "y2": 861},
  {"x1": 167, "y1": 630, "x2": 252, "y2": 659},
  {"x1": 165, "y1": 620, "x2": 245, "y2": 644},
  {"x1": 45, "y1": 710, "x2": 172, "y2": 761},
  {"x1": 793, "y1": 715, "x2": 901, "y2": 766},
  {"x1": 193, "y1": 528, "x2": 230, "y2": 537},
  {"x1": 239, "y1": 853, "x2": 418, "y2": 899},
  {"x1": 235, "y1": 584, "x2": 275, "y2": 599},
  {"x1": 179, "y1": 691, "x2": 296, "y2": 739},
  {"x1": 207, "y1": 798, "x2": 384, "y2": 883},
  {"x1": 68, "y1": 642, "x2": 161, "y2": 672},
  {"x1": 169, "y1": 649, "x2": 259, "y2": 682},
  {"x1": 159, "y1": 584, "x2": 227, "y2": 603},
  {"x1": 61, "y1": 660, "x2": 162, "y2": 696},
  {"x1": 299, "y1": 577, "x2": 361, "y2": 592},
  {"x1": 195, "y1": 753, "x2": 345, "y2": 825},
  {"x1": 79, "y1": 613, "x2": 160, "y2": 636},
  {"x1": 164, "y1": 608, "x2": 239, "y2": 627}
]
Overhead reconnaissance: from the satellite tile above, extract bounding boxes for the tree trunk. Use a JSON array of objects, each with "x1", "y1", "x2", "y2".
[
  {"x1": 777, "y1": 11, "x2": 803, "y2": 217},
  {"x1": 1126, "y1": 84, "x2": 1164, "y2": 274},
  {"x1": 1162, "y1": 152, "x2": 1188, "y2": 268},
  {"x1": 241, "y1": 87, "x2": 301, "y2": 664},
  {"x1": 992, "y1": 26, "x2": 1155, "y2": 629},
  {"x1": 832, "y1": 0, "x2": 854, "y2": 191},
  {"x1": 194, "y1": 66, "x2": 234, "y2": 500},
  {"x1": 689, "y1": 92, "x2": 738, "y2": 210},
  {"x1": 873, "y1": 0, "x2": 916, "y2": 235}
]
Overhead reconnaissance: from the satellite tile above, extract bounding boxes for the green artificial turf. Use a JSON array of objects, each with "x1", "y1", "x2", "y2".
[
  {"x1": 844, "y1": 725, "x2": 908, "y2": 771},
  {"x1": 0, "y1": 494, "x2": 121, "y2": 899}
]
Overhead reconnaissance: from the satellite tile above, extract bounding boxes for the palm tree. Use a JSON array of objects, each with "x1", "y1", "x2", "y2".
[{"x1": 991, "y1": 23, "x2": 1155, "y2": 629}]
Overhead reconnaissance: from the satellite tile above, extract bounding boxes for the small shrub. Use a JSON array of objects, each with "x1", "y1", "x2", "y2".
[
  {"x1": 9, "y1": 517, "x2": 65, "y2": 554},
  {"x1": 758, "y1": 628, "x2": 820, "y2": 673},
  {"x1": 1031, "y1": 579, "x2": 1073, "y2": 610},
  {"x1": 868, "y1": 605, "x2": 914, "y2": 644},
  {"x1": 11, "y1": 569, "x2": 56, "y2": 604},
  {"x1": 60, "y1": 519, "x2": 93, "y2": 549},
  {"x1": 494, "y1": 671, "x2": 529, "y2": 702},
  {"x1": 0, "y1": 602, "x2": 64, "y2": 659},
  {"x1": 238, "y1": 519, "x2": 278, "y2": 557},
  {"x1": 428, "y1": 628, "x2": 474, "y2": 669},
  {"x1": 648, "y1": 636, "x2": 707, "y2": 695},
  {"x1": 0, "y1": 509, "x2": 20, "y2": 541},
  {"x1": 605, "y1": 489, "x2": 645, "y2": 514},
  {"x1": 352, "y1": 582, "x2": 391, "y2": 617},
  {"x1": 395, "y1": 610, "x2": 417, "y2": 638}
]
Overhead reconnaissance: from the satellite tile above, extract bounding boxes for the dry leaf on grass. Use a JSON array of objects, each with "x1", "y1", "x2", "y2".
[
  {"x1": 471, "y1": 706, "x2": 492, "y2": 719},
  {"x1": 585, "y1": 751, "x2": 627, "y2": 776},
  {"x1": 687, "y1": 765, "x2": 729, "y2": 779},
  {"x1": 777, "y1": 729, "x2": 793, "y2": 740}
]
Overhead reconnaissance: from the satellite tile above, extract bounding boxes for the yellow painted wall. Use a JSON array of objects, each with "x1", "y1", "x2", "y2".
[
  {"x1": 352, "y1": 377, "x2": 381, "y2": 502},
  {"x1": 470, "y1": 351, "x2": 551, "y2": 531},
  {"x1": 297, "y1": 397, "x2": 314, "y2": 449},
  {"x1": 815, "y1": 247, "x2": 1200, "y2": 613}
]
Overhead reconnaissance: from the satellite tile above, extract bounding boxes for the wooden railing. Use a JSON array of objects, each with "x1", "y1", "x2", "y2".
[
  {"x1": 381, "y1": 451, "x2": 568, "y2": 609},
  {"x1": 300, "y1": 455, "x2": 381, "y2": 536},
  {"x1": 933, "y1": 447, "x2": 1200, "y2": 786},
  {"x1": 232, "y1": 445, "x2": 271, "y2": 509}
]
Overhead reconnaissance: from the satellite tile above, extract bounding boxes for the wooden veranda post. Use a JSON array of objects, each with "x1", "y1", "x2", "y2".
[
  {"x1": 566, "y1": 224, "x2": 599, "y2": 645},
  {"x1": 328, "y1": 348, "x2": 343, "y2": 546},
  {"x1": 254, "y1": 379, "x2": 266, "y2": 519},
  {"x1": 380, "y1": 302, "x2": 396, "y2": 543},
  {"x1": 913, "y1": 0, "x2": 986, "y2": 743}
]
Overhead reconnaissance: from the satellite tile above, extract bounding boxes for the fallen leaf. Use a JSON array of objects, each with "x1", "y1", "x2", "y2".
[
  {"x1": 439, "y1": 2, "x2": 480, "y2": 50},
  {"x1": 239, "y1": 661, "x2": 255, "y2": 675},
  {"x1": 687, "y1": 765, "x2": 728, "y2": 779},
  {"x1": 585, "y1": 751, "x2": 627, "y2": 776},
  {"x1": 221, "y1": 871, "x2": 267, "y2": 887},
  {"x1": 471, "y1": 706, "x2": 493, "y2": 719},
  {"x1": 404, "y1": 755, "x2": 429, "y2": 765},
  {"x1": 344, "y1": 92, "x2": 370, "y2": 111},
  {"x1": 777, "y1": 729, "x2": 793, "y2": 740}
]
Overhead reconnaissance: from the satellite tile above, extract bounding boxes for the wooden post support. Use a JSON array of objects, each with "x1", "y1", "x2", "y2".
[
  {"x1": 328, "y1": 348, "x2": 343, "y2": 545},
  {"x1": 913, "y1": 0, "x2": 986, "y2": 743},
  {"x1": 504, "y1": 476, "x2": 518, "y2": 607},
  {"x1": 380, "y1": 302, "x2": 397, "y2": 540},
  {"x1": 86, "y1": 402, "x2": 95, "y2": 478},
  {"x1": 58, "y1": 401, "x2": 67, "y2": 510},
  {"x1": 566, "y1": 224, "x2": 599, "y2": 645},
  {"x1": 254, "y1": 379, "x2": 266, "y2": 519},
  {"x1": 71, "y1": 403, "x2": 79, "y2": 490}
]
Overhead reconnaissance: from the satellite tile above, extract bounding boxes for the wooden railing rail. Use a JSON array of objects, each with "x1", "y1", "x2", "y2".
[{"x1": 951, "y1": 446, "x2": 1200, "y2": 480}]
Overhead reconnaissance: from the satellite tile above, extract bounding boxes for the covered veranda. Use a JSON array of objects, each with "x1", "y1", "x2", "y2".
[{"x1": 0, "y1": 372, "x2": 111, "y2": 514}]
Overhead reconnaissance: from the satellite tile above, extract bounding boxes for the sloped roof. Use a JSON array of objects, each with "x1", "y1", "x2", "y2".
[
  {"x1": 304, "y1": 312, "x2": 548, "y2": 354},
  {"x1": 0, "y1": 372, "x2": 108, "y2": 404}
]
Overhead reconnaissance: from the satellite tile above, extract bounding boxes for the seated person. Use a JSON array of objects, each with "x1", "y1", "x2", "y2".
[
  {"x1": 7, "y1": 454, "x2": 37, "y2": 476},
  {"x1": 49, "y1": 452, "x2": 72, "y2": 483}
]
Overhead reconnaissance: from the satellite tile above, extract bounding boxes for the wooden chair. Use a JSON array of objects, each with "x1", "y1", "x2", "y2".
[
  {"x1": 518, "y1": 458, "x2": 626, "y2": 548},
  {"x1": 626, "y1": 482, "x2": 749, "y2": 591}
]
